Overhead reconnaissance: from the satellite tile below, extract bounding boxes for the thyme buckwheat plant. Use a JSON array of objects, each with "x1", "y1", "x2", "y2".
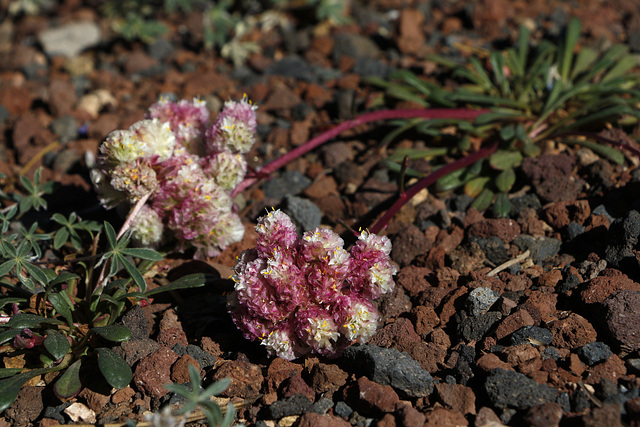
[{"x1": 228, "y1": 209, "x2": 397, "y2": 360}]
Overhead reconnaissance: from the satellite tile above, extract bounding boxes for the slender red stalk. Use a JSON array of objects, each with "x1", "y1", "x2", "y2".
[
  {"x1": 231, "y1": 108, "x2": 489, "y2": 197},
  {"x1": 369, "y1": 143, "x2": 499, "y2": 234}
]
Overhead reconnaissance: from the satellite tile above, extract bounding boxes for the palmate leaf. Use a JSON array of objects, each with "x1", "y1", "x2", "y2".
[{"x1": 97, "y1": 348, "x2": 132, "y2": 389}]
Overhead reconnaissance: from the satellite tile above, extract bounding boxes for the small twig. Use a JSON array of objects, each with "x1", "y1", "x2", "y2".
[{"x1": 487, "y1": 249, "x2": 530, "y2": 277}]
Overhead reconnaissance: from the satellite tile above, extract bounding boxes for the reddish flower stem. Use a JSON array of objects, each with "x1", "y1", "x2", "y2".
[
  {"x1": 231, "y1": 108, "x2": 489, "y2": 197},
  {"x1": 369, "y1": 143, "x2": 499, "y2": 234}
]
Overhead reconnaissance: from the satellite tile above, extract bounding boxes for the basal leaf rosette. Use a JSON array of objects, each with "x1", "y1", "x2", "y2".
[
  {"x1": 91, "y1": 96, "x2": 257, "y2": 257},
  {"x1": 228, "y1": 209, "x2": 398, "y2": 360}
]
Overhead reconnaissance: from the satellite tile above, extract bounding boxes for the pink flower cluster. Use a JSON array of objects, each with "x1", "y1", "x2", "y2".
[
  {"x1": 91, "y1": 96, "x2": 257, "y2": 257},
  {"x1": 228, "y1": 209, "x2": 397, "y2": 360}
]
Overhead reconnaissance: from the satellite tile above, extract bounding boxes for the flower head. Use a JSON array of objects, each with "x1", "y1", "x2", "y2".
[
  {"x1": 207, "y1": 96, "x2": 257, "y2": 154},
  {"x1": 92, "y1": 96, "x2": 258, "y2": 257},
  {"x1": 228, "y1": 210, "x2": 396, "y2": 360}
]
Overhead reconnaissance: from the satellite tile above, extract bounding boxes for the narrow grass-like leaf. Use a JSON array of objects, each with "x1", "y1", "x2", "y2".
[
  {"x1": 516, "y1": 24, "x2": 530, "y2": 73},
  {"x1": 92, "y1": 325, "x2": 131, "y2": 342},
  {"x1": 570, "y1": 47, "x2": 597, "y2": 80},
  {"x1": 53, "y1": 359, "x2": 82, "y2": 399},
  {"x1": 562, "y1": 139, "x2": 625, "y2": 165},
  {"x1": 387, "y1": 148, "x2": 448, "y2": 163},
  {"x1": 559, "y1": 17, "x2": 581, "y2": 83},
  {"x1": 97, "y1": 348, "x2": 132, "y2": 389}
]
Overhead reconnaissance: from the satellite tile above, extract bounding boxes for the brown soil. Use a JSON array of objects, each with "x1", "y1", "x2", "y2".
[{"x1": 3, "y1": 0, "x2": 640, "y2": 426}]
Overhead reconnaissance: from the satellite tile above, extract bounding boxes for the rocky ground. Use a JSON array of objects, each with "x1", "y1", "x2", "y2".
[{"x1": 3, "y1": 0, "x2": 640, "y2": 426}]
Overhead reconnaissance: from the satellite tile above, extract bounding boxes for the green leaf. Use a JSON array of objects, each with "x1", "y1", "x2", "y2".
[
  {"x1": 570, "y1": 47, "x2": 597, "y2": 80},
  {"x1": 200, "y1": 377, "x2": 231, "y2": 400},
  {"x1": 120, "y1": 248, "x2": 163, "y2": 261},
  {"x1": 97, "y1": 348, "x2": 132, "y2": 389},
  {"x1": 118, "y1": 255, "x2": 147, "y2": 293},
  {"x1": 471, "y1": 188, "x2": 494, "y2": 211},
  {"x1": 563, "y1": 139, "x2": 625, "y2": 165},
  {"x1": 0, "y1": 368, "x2": 23, "y2": 380},
  {"x1": 92, "y1": 325, "x2": 131, "y2": 342},
  {"x1": 559, "y1": 17, "x2": 581, "y2": 83},
  {"x1": 53, "y1": 228, "x2": 69, "y2": 250},
  {"x1": 434, "y1": 167, "x2": 468, "y2": 192},
  {"x1": 0, "y1": 369, "x2": 48, "y2": 413},
  {"x1": 499, "y1": 124, "x2": 516, "y2": 141},
  {"x1": 7, "y1": 313, "x2": 62, "y2": 329},
  {"x1": 48, "y1": 292, "x2": 74, "y2": 327},
  {"x1": 53, "y1": 359, "x2": 82, "y2": 399},
  {"x1": 49, "y1": 272, "x2": 80, "y2": 287},
  {"x1": 104, "y1": 221, "x2": 118, "y2": 249},
  {"x1": 464, "y1": 177, "x2": 491, "y2": 198},
  {"x1": 0, "y1": 329, "x2": 20, "y2": 345},
  {"x1": 0, "y1": 260, "x2": 16, "y2": 277},
  {"x1": 0, "y1": 297, "x2": 26, "y2": 309},
  {"x1": 22, "y1": 262, "x2": 49, "y2": 285},
  {"x1": 489, "y1": 150, "x2": 523, "y2": 170},
  {"x1": 44, "y1": 330, "x2": 70, "y2": 361},
  {"x1": 495, "y1": 168, "x2": 516, "y2": 193},
  {"x1": 492, "y1": 193, "x2": 512, "y2": 218}
]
